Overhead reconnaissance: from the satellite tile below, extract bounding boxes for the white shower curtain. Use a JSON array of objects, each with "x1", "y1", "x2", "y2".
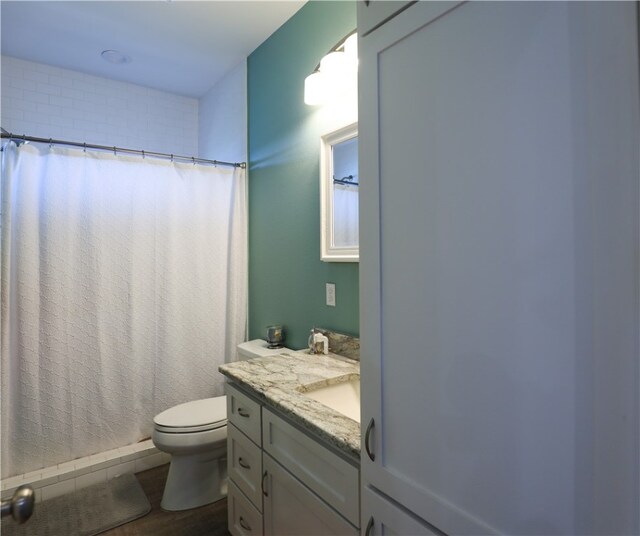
[
  {"x1": 333, "y1": 183, "x2": 359, "y2": 247},
  {"x1": 1, "y1": 142, "x2": 247, "y2": 478}
]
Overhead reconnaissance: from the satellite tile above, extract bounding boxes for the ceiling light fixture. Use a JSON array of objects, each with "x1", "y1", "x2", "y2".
[
  {"x1": 304, "y1": 31, "x2": 357, "y2": 106},
  {"x1": 101, "y1": 50, "x2": 132, "y2": 65}
]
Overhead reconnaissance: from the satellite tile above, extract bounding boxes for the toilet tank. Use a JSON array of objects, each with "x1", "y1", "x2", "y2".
[{"x1": 237, "y1": 339, "x2": 292, "y2": 361}]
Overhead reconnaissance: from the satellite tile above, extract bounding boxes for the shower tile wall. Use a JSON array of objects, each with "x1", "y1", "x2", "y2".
[
  {"x1": 1, "y1": 55, "x2": 198, "y2": 155},
  {"x1": 1, "y1": 440, "x2": 169, "y2": 502}
]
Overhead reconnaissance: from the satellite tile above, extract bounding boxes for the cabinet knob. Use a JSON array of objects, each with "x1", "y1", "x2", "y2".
[{"x1": 365, "y1": 418, "x2": 376, "y2": 461}]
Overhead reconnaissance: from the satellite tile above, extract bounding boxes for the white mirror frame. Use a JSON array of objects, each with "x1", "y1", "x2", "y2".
[{"x1": 320, "y1": 122, "x2": 359, "y2": 262}]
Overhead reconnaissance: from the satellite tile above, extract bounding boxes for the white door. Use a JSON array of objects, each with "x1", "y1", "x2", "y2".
[{"x1": 359, "y1": 2, "x2": 639, "y2": 534}]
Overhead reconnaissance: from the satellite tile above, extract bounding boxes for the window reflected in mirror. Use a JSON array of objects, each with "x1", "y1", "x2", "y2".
[
  {"x1": 320, "y1": 122, "x2": 358, "y2": 262},
  {"x1": 332, "y1": 136, "x2": 359, "y2": 249}
]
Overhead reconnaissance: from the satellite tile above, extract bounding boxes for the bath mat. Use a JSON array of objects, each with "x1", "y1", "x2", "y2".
[{"x1": 1, "y1": 473, "x2": 151, "y2": 536}]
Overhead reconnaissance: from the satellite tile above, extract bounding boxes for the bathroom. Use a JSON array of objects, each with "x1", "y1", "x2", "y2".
[
  {"x1": 2, "y1": 2, "x2": 639, "y2": 536},
  {"x1": 1, "y1": 1, "x2": 360, "y2": 533}
]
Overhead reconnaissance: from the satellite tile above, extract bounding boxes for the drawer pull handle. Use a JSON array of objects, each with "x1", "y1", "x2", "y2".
[
  {"x1": 239, "y1": 516, "x2": 252, "y2": 531},
  {"x1": 365, "y1": 516, "x2": 374, "y2": 536},
  {"x1": 238, "y1": 457, "x2": 251, "y2": 470},
  {"x1": 365, "y1": 418, "x2": 376, "y2": 461},
  {"x1": 262, "y1": 470, "x2": 268, "y2": 497},
  {"x1": 237, "y1": 408, "x2": 250, "y2": 418}
]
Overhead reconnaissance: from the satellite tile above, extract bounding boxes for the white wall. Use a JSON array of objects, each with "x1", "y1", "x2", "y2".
[
  {"x1": 198, "y1": 60, "x2": 247, "y2": 163},
  {"x1": 1, "y1": 56, "x2": 198, "y2": 155}
]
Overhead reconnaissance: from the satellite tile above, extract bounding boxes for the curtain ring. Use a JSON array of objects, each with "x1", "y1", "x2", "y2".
[
  {"x1": 192, "y1": 156, "x2": 196, "y2": 165},
  {"x1": 141, "y1": 149, "x2": 145, "y2": 159},
  {"x1": 83, "y1": 142, "x2": 87, "y2": 153},
  {"x1": 49, "y1": 138, "x2": 53, "y2": 149},
  {"x1": 171, "y1": 154, "x2": 174, "y2": 162},
  {"x1": 113, "y1": 146, "x2": 117, "y2": 156}
]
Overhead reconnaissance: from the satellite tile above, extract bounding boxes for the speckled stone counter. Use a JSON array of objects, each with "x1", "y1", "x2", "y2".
[{"x1": 219, "y1": 350, "x2": 360, "y2": 460}]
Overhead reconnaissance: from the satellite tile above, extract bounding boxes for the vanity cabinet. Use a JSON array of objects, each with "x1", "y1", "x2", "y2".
[
  {"x1": 359, "y1": 1, "x2": 639, "y2": 535},
  {"x1": 226, "y1": 383, "x2": 359, "y2": 536}
]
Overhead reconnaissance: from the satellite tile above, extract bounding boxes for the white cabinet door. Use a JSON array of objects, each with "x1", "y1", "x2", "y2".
[
  {"x1": 359, "y1": 2, "x2": 639, "y2": 535},
  {"x1": 361, "y1": 486, "x2": 441, "y2": 536},
  {"x1": 262, "y1": 407, "x2": 359, "y2": 526},
  {"x1": 263, "y1": 454, "x2": 358, "y2": 536}
]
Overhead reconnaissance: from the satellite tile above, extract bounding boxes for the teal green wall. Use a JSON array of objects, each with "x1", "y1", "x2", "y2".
[{"x1": 248, "y1": 1, "x2": 358, "y2": 350}]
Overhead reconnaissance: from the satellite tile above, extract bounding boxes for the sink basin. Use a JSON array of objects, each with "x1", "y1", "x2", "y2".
[{"x1": 302, "y1": 378, "x2": 360, "y2": 423}]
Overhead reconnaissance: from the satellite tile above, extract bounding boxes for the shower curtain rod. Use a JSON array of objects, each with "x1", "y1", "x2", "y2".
[{"x1": 0, "y1": 130, "x2": 246, "y2": 169}]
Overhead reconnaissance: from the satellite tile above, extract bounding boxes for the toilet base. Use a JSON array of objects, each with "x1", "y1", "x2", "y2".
[{"x1": 160, "y1": 450, "x2": 227, "y2": 511}]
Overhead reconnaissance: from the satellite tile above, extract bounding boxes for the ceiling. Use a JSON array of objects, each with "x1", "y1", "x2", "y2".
[{"x1": 1, "y1": 1, "x2": 305, "y2": 98}]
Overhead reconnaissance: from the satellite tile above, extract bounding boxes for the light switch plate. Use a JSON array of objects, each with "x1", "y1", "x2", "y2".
[{"x1": 326, "y1": 283, "x2": 336, "y2": 307}]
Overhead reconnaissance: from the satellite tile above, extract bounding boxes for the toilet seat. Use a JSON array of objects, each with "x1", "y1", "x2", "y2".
[{"x1": 154, "y1": 396, "x2": 227, "y2": 434}]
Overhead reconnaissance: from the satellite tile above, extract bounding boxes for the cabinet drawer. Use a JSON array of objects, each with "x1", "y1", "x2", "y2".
[
  {"x1": 227, "y1": 383, "x2": 262, "y2": 445},
  {"x1": 263, "y1": 454, "x2": 357, "y2": 536},
  {"x1": 362, "y1": 486, "x2": 442, "y2": 535},
  {"x1": 262, "y1": 407, "x2": 359, "y2": 527},
  {"x1": 228, "y1": 423, "x2": 263, "y2": 510},
  {"x1": 357, "y1": 0, "x2": 414, "y2": 36},
  {"x1": 228, "y1": 480, "x2": 264, "y2": 536}
]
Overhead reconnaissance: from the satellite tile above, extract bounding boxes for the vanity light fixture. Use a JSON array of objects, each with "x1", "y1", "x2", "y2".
[{"x1": 304, "y1": 32, "x2": 357, "y2": 106}]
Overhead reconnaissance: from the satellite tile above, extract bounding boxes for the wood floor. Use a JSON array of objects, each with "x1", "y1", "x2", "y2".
[{"x1": 102, "y1": 464, "x2": 231, "y2": 536}]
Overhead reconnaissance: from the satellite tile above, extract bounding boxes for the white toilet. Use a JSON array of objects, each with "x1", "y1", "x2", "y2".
[{"x1": 152, "y1": 339, "x2": 290, "y2": 511}]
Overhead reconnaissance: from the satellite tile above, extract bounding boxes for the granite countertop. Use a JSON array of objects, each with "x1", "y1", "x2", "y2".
[{"x1": 219, "y1": 350, "x2": 361, "y2": 460}]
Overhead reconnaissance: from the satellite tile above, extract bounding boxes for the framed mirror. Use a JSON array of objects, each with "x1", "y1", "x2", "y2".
[{"x1": 320, "y1": 122, "x2": 359, "y2": 262}]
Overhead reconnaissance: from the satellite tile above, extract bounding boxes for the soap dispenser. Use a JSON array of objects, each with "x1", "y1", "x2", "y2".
[
  {"x1": 308, "y1": 328, "x2": 329, "y2": 355},
  {"x1": 316, "y1": 332, "x2": 329, "y2": 355}
]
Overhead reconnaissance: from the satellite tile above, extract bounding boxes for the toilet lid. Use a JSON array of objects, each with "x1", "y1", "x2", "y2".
[{"x1": 154, "y1": 396, "x2": 227, "y2": 432}]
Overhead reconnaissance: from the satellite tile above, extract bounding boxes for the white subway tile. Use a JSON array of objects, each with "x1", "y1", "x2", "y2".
[
  {"x1": 36, "y1": 82, "x2": 61, "y2": 96},
  {"x1": 23, "y1": 70, "x2": 49, "y2": 84},
  {"x1": 107, "y1": 461, "x2": 135, "y2": 479},
  {"x1": 41, "y1": 479, "x2": 75, "y2": 501},
  {"x1": 3, "y1": 108, "x2": 23, "y2": 120},
  {"x1": 48, "y1": 74, "x2": 74, "y2": 88},
  {"x1": 75, "y1": 469, "x2": 106, "y2": 490},
  {"x1": 103, "y1": 447, "x2": 122, "y2": 462},
  {"x1": 49, "y1": 95, "x2": 73, "y2": 108},
  {"x1": 22, "y1": 470, "x2": 42, "y2": 484},
  {"x1": 22, "y1": 89, "x2": 49, "y2": 104},
  {"x1": 11, "y1": 78, "x2": 37, "y2": 91},
  {"x1": 134, "y1": 452, "x2": 165, "y2": 473},
  {"x1": 1, "y1": 475, "x2": 27, "y2": 491},
  {"x1": 60, "y1": 87, "x2": 84, "y2": 100},
  {"x1": 36, "y1": 472, "x2": 60, "y2": 488},
  {"x1": 2, "y1": 86, "x2": 25, "y2": 100}
]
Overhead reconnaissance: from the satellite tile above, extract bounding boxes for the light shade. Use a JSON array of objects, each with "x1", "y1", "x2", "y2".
[
  {"x1": 320, "y1": 51, "x2": 350, "y2": 77},
  {"x1": 343, "y1": 33, "x2": 358, "y2": 61},
  {"x1": 304, "y1": 72, "x2": 326, "y2": 106},
  {"x1": 304, "y1": 32, "x2": 358, "y2": 107}
]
